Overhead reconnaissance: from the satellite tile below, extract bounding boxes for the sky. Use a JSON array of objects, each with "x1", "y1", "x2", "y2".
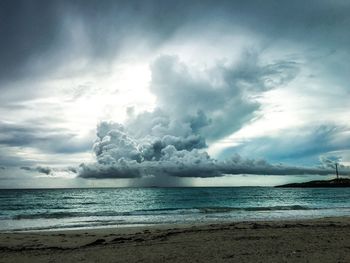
[{"x1": 0, "y1": 0, "x2": 350, "y2": 188}]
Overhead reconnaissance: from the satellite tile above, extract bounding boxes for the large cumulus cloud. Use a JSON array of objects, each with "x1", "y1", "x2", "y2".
[{"x1": 78, "y1": 55, "x2": 349, "y2": 181}]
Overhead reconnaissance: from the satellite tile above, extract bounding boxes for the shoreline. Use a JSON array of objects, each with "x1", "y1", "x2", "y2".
[
  {"x1": 3, "y1": 213, "x2": 350, "y2": 233},
  {"x1": 1, "y1": 216, "x2": 350, "y2": 262}
]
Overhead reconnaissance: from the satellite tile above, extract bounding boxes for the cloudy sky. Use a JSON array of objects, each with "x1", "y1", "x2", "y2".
[{"x1": 1, "y1": 0, "x2": 350, "y2": 188}]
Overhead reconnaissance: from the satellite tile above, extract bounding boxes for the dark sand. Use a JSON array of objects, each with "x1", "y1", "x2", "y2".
[{"x1": 1, "y1": 217, "x2": 350, "y2": 262}]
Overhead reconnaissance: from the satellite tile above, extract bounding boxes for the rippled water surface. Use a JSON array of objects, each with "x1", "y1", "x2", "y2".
[{"x1": 1, "y1": 187, "x2": 350, "y2": 231}]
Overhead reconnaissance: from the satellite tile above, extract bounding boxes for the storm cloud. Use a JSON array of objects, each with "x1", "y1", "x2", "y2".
[
  {"x1": 78, "y1": 55, "x2": 349, "y2": 180},
  {"x1": 79, "y1": 147, "x2": 347, "y2": 179}
]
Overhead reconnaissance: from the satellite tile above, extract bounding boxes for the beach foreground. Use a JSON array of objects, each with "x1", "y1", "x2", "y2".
[{"x1": 1, "y1": 217, "x2": 350, "y2": 263}]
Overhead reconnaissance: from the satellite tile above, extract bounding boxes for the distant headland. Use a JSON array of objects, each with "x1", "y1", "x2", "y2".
[
  {"x1": 277, "y1": 162, "x2": 350, "y2": 187},
  {"x1": 276, "y1": 178, "x2": 350, "y2": 188}
]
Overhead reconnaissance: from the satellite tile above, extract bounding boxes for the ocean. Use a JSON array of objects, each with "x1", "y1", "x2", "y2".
[{"x1": 1, "y1": 187, "x2": 350, "y2": 231}]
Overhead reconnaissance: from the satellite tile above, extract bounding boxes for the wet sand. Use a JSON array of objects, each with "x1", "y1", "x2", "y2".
[{"x1": 1, "y1": 217, "x2": 350, "y2": 262}]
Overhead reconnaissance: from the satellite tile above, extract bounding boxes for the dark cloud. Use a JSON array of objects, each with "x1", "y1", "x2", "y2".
[
  {"x1": 0, "y1": 121, "x2": 92, "y2": 154},
  {"x1": 79, "y1": 151, "x2": 350, "y2": 179},
  {"x1": 79, "y1": 161, "x2": 142, "y2": 179},
  {"x1": 20, "y1": 166, "x2": 52, "y2": 175}
]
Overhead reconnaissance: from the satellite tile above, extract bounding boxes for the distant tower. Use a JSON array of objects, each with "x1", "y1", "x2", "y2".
[{"x1": 335, "y1": 163, "x2": 339, "y2": 180}]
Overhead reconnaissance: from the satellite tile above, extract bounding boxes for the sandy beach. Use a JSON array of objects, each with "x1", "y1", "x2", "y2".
[{"x1": 0, "y1": 217, "x2": 350, "y2": 263}]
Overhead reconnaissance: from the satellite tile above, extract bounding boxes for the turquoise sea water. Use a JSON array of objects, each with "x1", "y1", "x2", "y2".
[{"x1": 1, "y1": 187, "x2": 350, "y2": 231}]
